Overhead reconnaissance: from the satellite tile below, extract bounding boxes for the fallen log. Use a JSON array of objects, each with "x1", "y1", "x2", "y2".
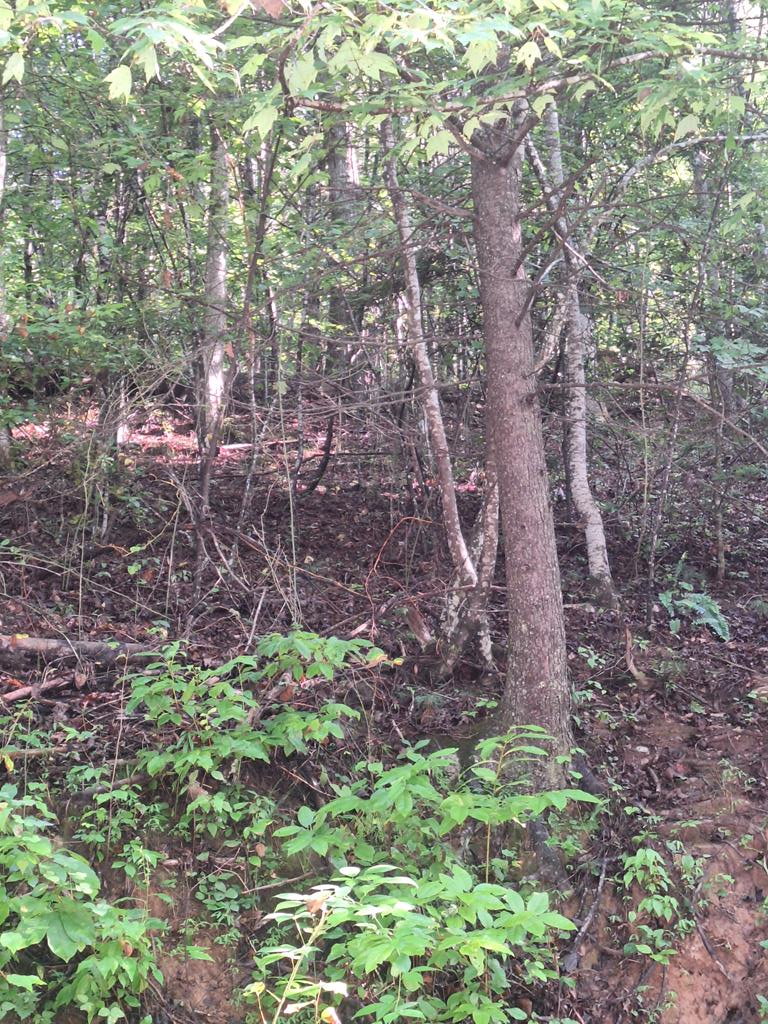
[{"x1": 0, "y1": 633, "x2": 156, "y2": 664}]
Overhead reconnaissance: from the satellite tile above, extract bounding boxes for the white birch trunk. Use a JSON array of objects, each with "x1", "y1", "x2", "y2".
[
  {"x1": 527, "y1": 106, "x2": 619, "y2": 609},
  {"x1": 199, "y1": 124, "x2": 229, "y2": 447},
  {"x1": 382, "y1": 119, "x2": 477, "y2": 591}
]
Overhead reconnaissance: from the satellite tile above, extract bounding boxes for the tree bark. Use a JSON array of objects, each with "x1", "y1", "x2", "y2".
[
  {"x1": 0, "y1": 91, "x2": 11, "y2": 470},
  {"x1": 382, "y1": 119, "x2": 477, "y2": 591},
  {"x1": 198, "y1": 122, "x2": 230, "y2": 450},
  {"x1": 527, "y1": 106, "x2": 619, "y2": 610},
  {"x1": 0, "y1": 634, "x2": 152, "y2": 662},
  {"x1": 383, "y1": 120, "x2": 503, "y2": 674},
  {"x1": 325, "y1": 120, "x2": 363, "y2": 370},
  {"x1": 471, "y1": 136, "x2": 573, "y2": 783},
  {"x1": 691, "y1": 149, "x2": 734, "y2": 417}
]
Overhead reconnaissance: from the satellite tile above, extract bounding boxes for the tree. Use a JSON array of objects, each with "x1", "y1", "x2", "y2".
[{"x1": 471, "y1": 120, "x2": 573, "y2": 780}]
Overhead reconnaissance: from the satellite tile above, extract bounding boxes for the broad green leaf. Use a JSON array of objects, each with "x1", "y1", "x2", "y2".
[
  {"x1": 464, "y1": 36, "x2": 498, "y2": 74},
  {"x1": 46, "y1": 903, "x2": 96, "y2": 961},
  {"x1": 426, "y1": 130, "x2": 453, "y2": 159},
  {"x1": 241, "y1": 53, "x2": 267, "y2": 75},
  {"x1": 356, "y1": 50, "x2": 398, "y2": 80},
  {"x1": 87, "y1": 29, "x2": 107, "y2": 53},
  {"x1": 105, "y1": 65, "x2": 133, "y2": 102},
  {"x1": 297, "y1": 805, "x2": 315, "y2": 827},
  {"x1": 572, "y1": 80, "x2": 597, "y2": 102},
  {"x1": 243, "y1": 102, "x2": 280, "y2": 139},
  {"x1": 531, "y1": 93, "x2": 555, "y2": 116},
  {"x1": 287, "y1": 54, "x2": 317, "y2": 94},
  {"x1": 673, "y1": 113, "x2": 699, "y2": 141},
  {"x1": 5, "y1": 973, "x2": 44, "y2": 990},
  {"x1": 526, "y1": 890, "x2": 549, "y2": 914},
  {"x1": 516, "y1": 39, "x2": 541, "y2": 70},
  {"x1": 328, "y1": 38, "x2": 364, "y2": 75},
  {"x1": 135, "y1": 43, "x2": 160, "y2": 82},
  {"x1": 2, "y1": 51, "x2": 24, "y2": 85}
]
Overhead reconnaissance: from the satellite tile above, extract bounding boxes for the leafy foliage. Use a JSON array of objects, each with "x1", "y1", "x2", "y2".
[
  {"x1": 0, "y1": 783, "x2": 160, "y2": 1023},
  {"x1": 658, "y1": 558, "x2": 730, "y2": 640},
  {"x1": 248, "y1": 732, "x2": 600, "y2": 1024},
  {"x1": 126, "y1": 632, "x2": 378, "y2": 791}
]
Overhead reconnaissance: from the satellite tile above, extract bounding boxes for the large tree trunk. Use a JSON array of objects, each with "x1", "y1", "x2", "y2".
[
  {"x1": 471, "y1": 138, "x2": 572, "y2": 784},
  {"x1": 534, "y1": 106, "x2": 619, "y2": 609},
  {"x1": 198, "y1": 123, "x2": 229, "y2": 450}
]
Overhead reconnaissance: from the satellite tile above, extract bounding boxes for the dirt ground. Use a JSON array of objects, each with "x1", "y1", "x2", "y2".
[{"x1": 1, "y1": 404, "x2": 766, "y2": 1024}]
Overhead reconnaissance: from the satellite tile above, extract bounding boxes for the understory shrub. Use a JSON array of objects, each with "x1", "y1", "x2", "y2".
[
  {"x1": 248, "y1": 731, "x2": 601, "y2": 1024},
  {"x1": 0, "y1": 782, "x2": 160, "y2": 1023}
]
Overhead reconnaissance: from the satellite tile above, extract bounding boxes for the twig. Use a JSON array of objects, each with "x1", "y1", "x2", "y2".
[
  {"x1": 0, "y1": 676, "x2": 71, "y2": 704},
  {"x1": 242, "y1": 872, "x2": 313, "y2": 895},
  {"x1": 694, "y1": 916, "x2": 732, "y2": 981},
  {"x1": 562, "y1": 855, "x2": 609, "y2": 973}
]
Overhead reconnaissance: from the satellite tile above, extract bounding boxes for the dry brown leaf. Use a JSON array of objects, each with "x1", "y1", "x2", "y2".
[
  {"x1": 249, "y1": 0, "x2": 285, "y2": 16},
  {"x1": 305, "y1": 891, "x2": 331, "y2": 915}
]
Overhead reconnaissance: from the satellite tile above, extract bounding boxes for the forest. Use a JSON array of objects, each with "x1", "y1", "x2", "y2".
[{"x1": 0, "y1": 0, "x2": 767, "y2": 1021}]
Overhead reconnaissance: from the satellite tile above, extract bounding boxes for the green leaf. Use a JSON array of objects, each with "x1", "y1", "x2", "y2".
[
  {"x1": 241, "y1": 52, "x2": 267, "y2": 75},
  {"x1": 87, "y1": 29, "x2": 107, "y2": 53},
  {"x1": 243, "y1": 102, "x2": 280, "y2": 139},
  {"x1": 426, "y1": 130, "x2": 454, "y2": 159},
  {"x1": 2, "y1": 51, "x2": 24, "y2": 85},
  {"x1": 464, "y1": 37, "x2": 498, "y2": 74},
  {"x1": 356, "y1": 50, "x2": 399, "y2": 81},
  {"x1": 297, "y1": 805, "x2": 315, "y2": 828},
  {"x1": 516, "y1": 39, "x2": 541, "y2": 71},
  {"x1": 135, "y1": 43, "x2": 160, "y2": 82},
  {"x1": 526, "y1": 890, "x2": 549, "y2": 914},
  {"x1": 531, "y1": 94, "x2": 555, "y2": 116},
  {"x1": 46, "y1": 903, "x2": 96, "y2": 961},
  {"x1": 673, "y1": 113, "x2": 699, "y2": 141},
  {"x1": 185, "y1": 946, "x2": 214, "y2": 960},
  {"x1": 573, "y1": 80, "x2": 598, "y2": 103},
  {"x1": 5, "y1": 973, "x2": 44, "y2": 991},
  {"x1": 106, "y1": 65, "x2": 133, "y2": 102},
  {"x1": 287, "y1": 54, "x2": 317, "y2": 94}
]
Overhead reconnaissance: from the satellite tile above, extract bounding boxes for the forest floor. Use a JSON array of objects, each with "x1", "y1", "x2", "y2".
[{"x1": 1, "y1": 400, "x2": 767, "y2": 1024}]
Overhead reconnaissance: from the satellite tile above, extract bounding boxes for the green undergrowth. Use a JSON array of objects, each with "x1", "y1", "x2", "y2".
[{"x1": 1, "y1": 631, "x2": 603, "y2": 1024}]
